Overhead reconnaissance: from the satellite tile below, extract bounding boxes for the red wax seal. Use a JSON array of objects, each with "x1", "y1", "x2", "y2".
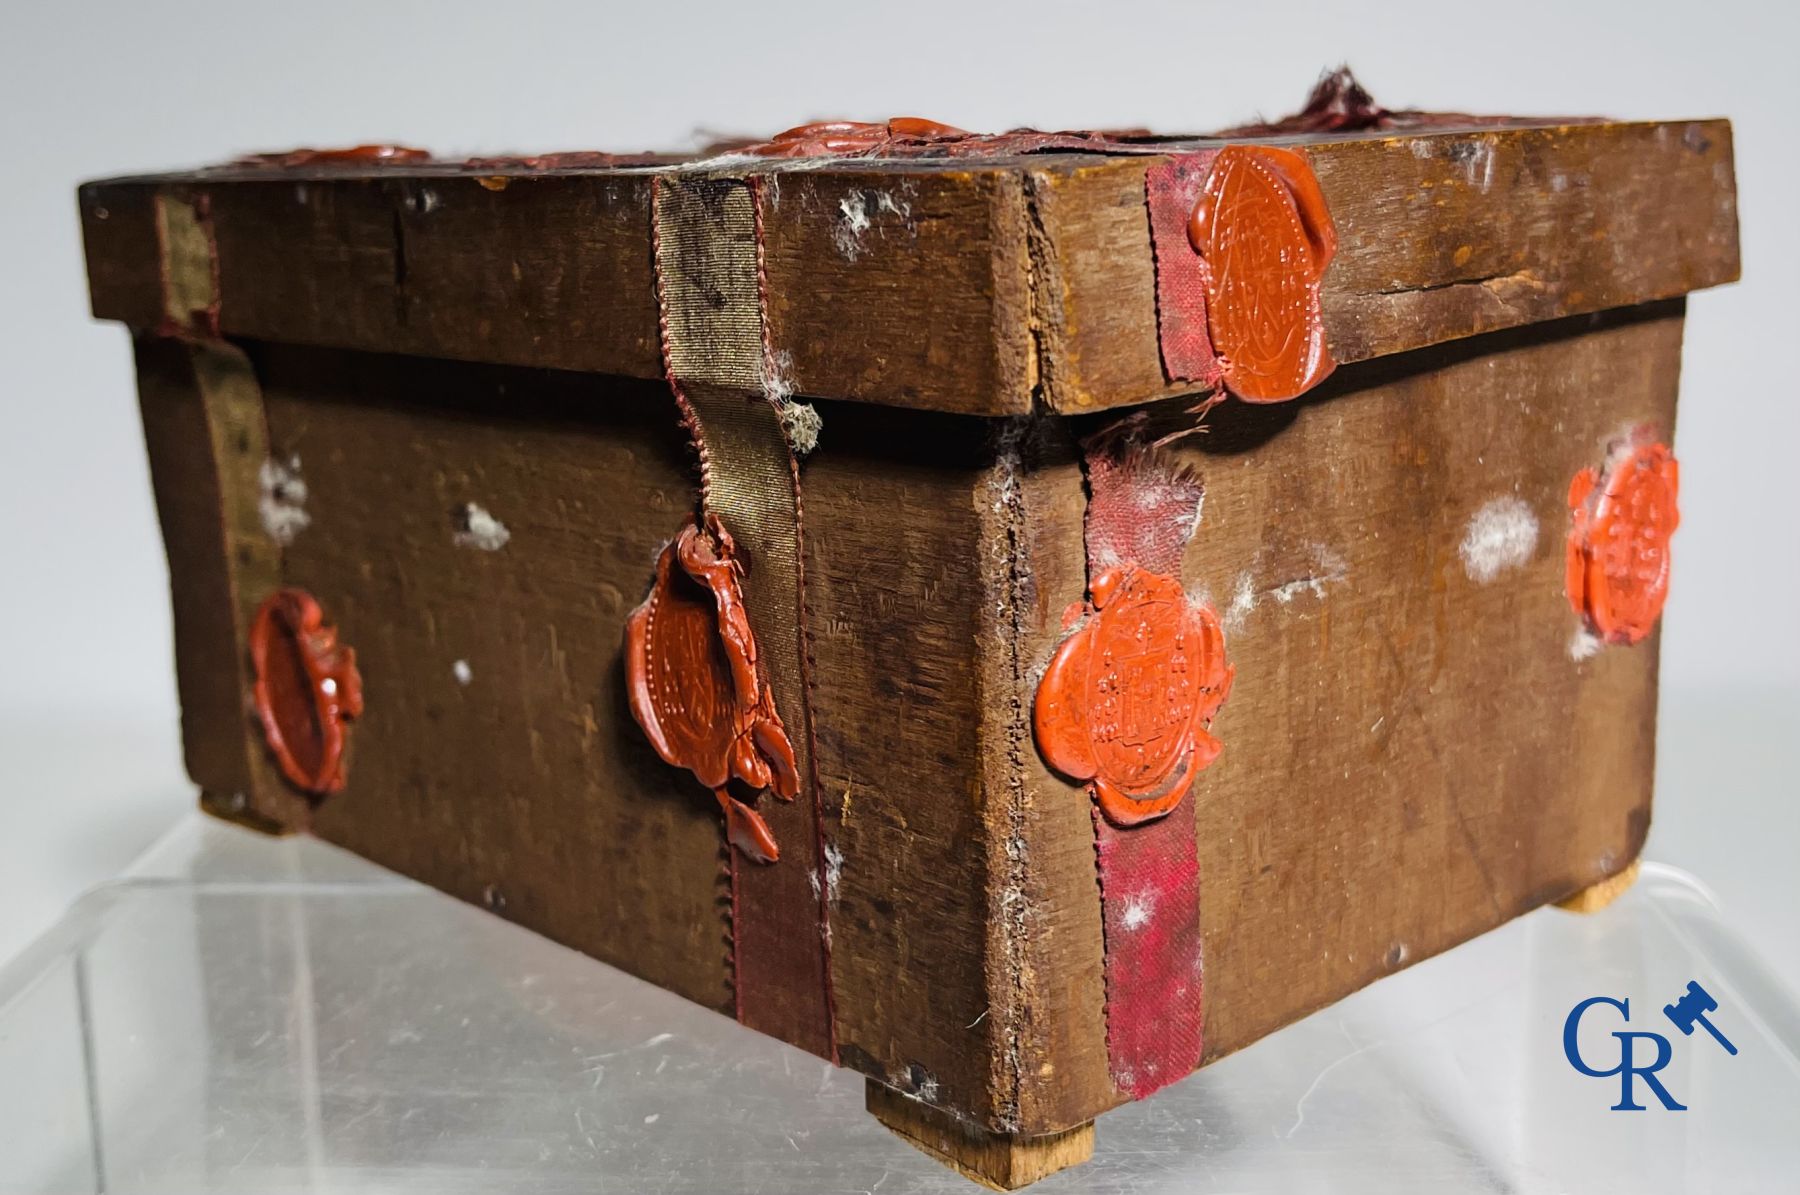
[
  {"x1": 233, "y1": 145, "x2": 432, "y2": 168},
  {"x1": 745, "y1": 117, "x2": 968, "y2": 157},
  {"x1": 1187, "y1": 144, "x2": 1337, "y2": 403},
  {"x1": 1034, "y1": 564, "x2": 1233, "y2": 826},
  {"x1": 250, "y1": 588, "x2": 363, "y2": 796},
  {"x1": 1566, "y1": 436, "x2": 1680, "y2": 646},
  {"x1": 624, "y1": 515, "x2": 800, "y2": 863}
]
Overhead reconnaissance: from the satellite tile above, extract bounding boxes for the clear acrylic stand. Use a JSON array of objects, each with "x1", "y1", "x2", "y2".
[{"x1": 2, "y1": 815, "x2": 1796, "y2": 1194}]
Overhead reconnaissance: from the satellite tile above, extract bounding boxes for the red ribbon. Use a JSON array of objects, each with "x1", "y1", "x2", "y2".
[
  {"x1": 1080, "y1": 436, "x2": 1213, "y2": 1099},
  {"x1": 1145, "y1": 153, "x2": 1224, "y2": 388}
]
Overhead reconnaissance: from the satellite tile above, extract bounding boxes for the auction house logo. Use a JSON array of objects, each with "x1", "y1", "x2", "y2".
[{"x1": 1562, "y1": 980, "x2": 1738, "y2": 1110}]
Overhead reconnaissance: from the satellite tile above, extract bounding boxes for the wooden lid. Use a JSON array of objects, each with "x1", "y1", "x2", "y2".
[{"x1": 80, "y1": 117, "x2": 1738, "y2": 416}]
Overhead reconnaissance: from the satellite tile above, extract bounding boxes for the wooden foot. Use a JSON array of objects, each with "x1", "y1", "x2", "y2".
[
  {"x1": 865, "y1": 1078, "x2": 1094, "y2": 1190},
  {"x1": 1556, "y1": 859, "x2": 1640, "y2": 913}
]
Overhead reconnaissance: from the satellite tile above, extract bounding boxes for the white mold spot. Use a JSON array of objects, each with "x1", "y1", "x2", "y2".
[
  {"x1": 1121, "y1": 895, "x2": 1153, "y2": 931},
  {"x1": 1223, "y1": 571, "x2": 1257, "y2": 634},
  {"x1": 780, "y1": 400, "x2": 822, "y2": 457},
  {"x1": 258, "y1": 455, "x2": 311, "y2": 545},
  {"x1": 832, "y1": 189, "x2": 912, "y2": 261},
  {"x1": 1459, "y1": 496, "x2": 1539, "y2": 584},
  {"x1": 894, "y1": 1064, "x2": 940, "y2": 1104},
  {"x1": 1221, "y1": 544, "x2": 1348, "y2": 631},
  {"x1": 453, "y1": 503, "x2": 511, "y2": 551},
  {"x1": 1267, "y1": 544, "x2": 1348, "y2": 605},
  {"x1": 1134, "y1": 481, "x2": 1206, "y2": 542},
  {"x1": 452, "y1": 659, "x2": 473, "y2": 686},
  {"x1": 1569, "y1": 625, "x2": 1603, "y2": 661},
  {"x1": 761, "y1": 348, "x2": 795, "y2": 404},
  {"x1": 1449, "y1": 137, "x2": 1497, "y2": 191},
  {"x1": 1475, "y1": 141, "x2": 1496, "y2": 192},
  {"x1": 822, "y1": 842, "x2": 844, "y2": 903},
  {"x1": 756, "y1": 350, "x2": 820, "y2": 457},
  {"x1": 833, "y1": 192, "x2": 872, "y2": 259}
]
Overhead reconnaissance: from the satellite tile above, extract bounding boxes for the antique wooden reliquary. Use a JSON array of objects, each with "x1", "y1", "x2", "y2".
[{"x1": 79, "y1": 75, "x2": 1738, "y2": 1188}]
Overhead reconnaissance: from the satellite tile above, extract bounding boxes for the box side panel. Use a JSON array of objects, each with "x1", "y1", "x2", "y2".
[
  {"x1": 761, "y1": 171, "x2": 1034, "y2": 414},
  {"x1": 81, "y1": 185, "x2": 163, "y2": 330},
  {"x1": 1005, "y1": 302, "x2": 1683, "y2": 1128},
  {"x1": 993, "y1": 425, "x2": 1116, "y2": 1134},
  {"x1": 232, "y1": 350, "x2": 1017, "y2": 1119},
  {"x1": 84, "y1": 168, "x2": 1033, "y2": 417},
  {"x1": 1178, "y1": 303, "x2": 1680, "y2": 1063},
  {"x1": 253, "y1": 346, "x2": 734, "y2": 1012},
  {"x1": 797, "y1": 404, "x2": 1009, "y2": 1125},
  {"x1": 206, "y1": 176, "x2": 663, "y2": 380},
  {"x1": 135, "y1": 337, "x2": 309, "y2": 831},
  {"x1": 86, "y1": 121, "x2": 1736, "y2": 420},
  {"x1": 1028, "y1": 120, "x2": 1736, "y2": 413}
]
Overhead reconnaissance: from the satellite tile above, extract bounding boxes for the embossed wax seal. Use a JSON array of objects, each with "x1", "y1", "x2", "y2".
[
  {"x1": 250, "y1": 588, "x2": 363, "y2": 796},
  {"x1": 1566, "y1": 435, "x2": 1680, "y2": 646},
  {"x1": 233, "y1": 145, "x2": 432, "y2": 168},
  {"x1": 745, "y1": 117, "x2": 969, "y2": 157},
  {"x1": 1187, "y1": 144, "x2": 1338, "y2": 403},
  {"x1": 624, "y1": 515, "x2": 800, "y2": 863},
  {"x1": 1035, "y1": 564, "x2": 1233, "y2": 826}
]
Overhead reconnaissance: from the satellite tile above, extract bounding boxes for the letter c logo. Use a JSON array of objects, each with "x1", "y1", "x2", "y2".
[{"x1": 1564, "y1": 995, "x2": 1631, "y2": 1076}]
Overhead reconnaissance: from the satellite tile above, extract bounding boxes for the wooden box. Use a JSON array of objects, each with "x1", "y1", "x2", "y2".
[{"x1": 80, "y1": 85, "x2": 1738, "y2": 1187}]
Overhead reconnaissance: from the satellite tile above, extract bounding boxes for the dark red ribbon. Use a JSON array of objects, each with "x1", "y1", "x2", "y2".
[
  {"x1": 1145, "y1": 152, "x2": 1224, "y2": 388},
  {"x1": 1081, "y1": 440, "x2": 1209, "y2": 1099}
]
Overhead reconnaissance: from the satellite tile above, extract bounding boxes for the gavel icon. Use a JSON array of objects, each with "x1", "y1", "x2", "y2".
[{"x1": 1663, "y1": 980, "x2": 1738, "y2": 1056}]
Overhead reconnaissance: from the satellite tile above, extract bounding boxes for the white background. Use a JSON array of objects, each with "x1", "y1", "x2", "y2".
[{"x1": 0, "y1": 0, "x2": 1795, "y2": 990}]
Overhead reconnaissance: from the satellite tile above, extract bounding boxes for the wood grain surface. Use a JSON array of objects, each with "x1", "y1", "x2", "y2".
[
  {"x1": 986, "y1": 303, "x2": 1681, "y2": 1130},
  {"x1": 1169, "y1": 303, "x2": 1675, "y2": 1070},
  {"x1": 258, "y1": 349, "x2": 735, "y2": 1011},
  {"x1": 798, "y1": 402, "x2": 1009, "y2": 1123},
  {"x1": 231, "y1": 351, "x2": 1030, "y2": 1124},
  {"x1": 136, "y1": 338, "x2": 308, "y2": 833},
  {"x1": 124, "y1": 302, "x2": 1687, "y2": 1136},
  {"x1": 867, "y1": 1077, "x2": 1095, "y2": 1190},
  {"x1": 1029, "y1": 121, "x2": 1735, "y2": 411},
  {"x1": 83, "y1": 121, "x2": 1736, "y2": 416}
]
